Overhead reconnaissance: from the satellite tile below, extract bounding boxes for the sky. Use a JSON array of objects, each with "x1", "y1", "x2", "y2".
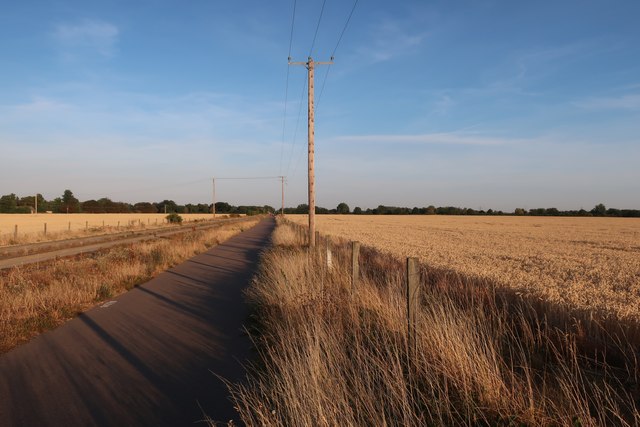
[{"x1": 1, "y1": 0, "x2": 639, "y2": 211}]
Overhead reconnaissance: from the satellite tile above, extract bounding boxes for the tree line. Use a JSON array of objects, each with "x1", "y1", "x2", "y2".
[
  {"x1": 284, "y1": 202, "x2": 640, "y2": 218},
  {"x1": 2, "y1": 191, "x2": 637, "y2": 218},
  {"x1": 0, "y1": 190, "x2": 274, "y2": 216}
]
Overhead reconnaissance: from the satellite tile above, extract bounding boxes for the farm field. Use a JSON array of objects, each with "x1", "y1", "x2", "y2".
[
  {"x1": 0, "y1": 213, "x2": 231, "y2": 245},
  {"x1": 287, "y1": 215, "x2": 640, "y2": 320}
]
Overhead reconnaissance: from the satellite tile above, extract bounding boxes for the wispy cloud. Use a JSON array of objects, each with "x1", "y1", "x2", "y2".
[
  {"x1": 11, "y1": 97, "x2": 72, "y2": 113},
  {"x1": 332, "y1": 132, "x2": 530, "y2": 146},
  {"x1": 358, "y1": 19, "x2": 426, "y2": 63},
  {"x1": 53, "y1": 19, "x2": 119, "y2": 58},
  {"x1": 573, "y1": 93, "x2": 640, "y2": 110}
]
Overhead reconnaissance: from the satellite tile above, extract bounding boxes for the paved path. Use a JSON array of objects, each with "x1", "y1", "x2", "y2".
[{"x1": 0, "y1": 218, "x2": 275, "y2": 426}]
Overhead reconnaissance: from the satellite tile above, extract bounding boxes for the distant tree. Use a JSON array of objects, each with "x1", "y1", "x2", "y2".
[
  {"x1": 81, "y1": 200, "x2": 104, "y2": 213},
  {"x1": 425, "y1": 205, "x2": 436, "y2": 215},
  {"x1": 546, "y1": 207, "x2": 559, "y2": 216},
  {"x1": 0, "y1": 194, "x2": 18, "y2": 213},
  {"x1": 336, "y1": 202, "x2": 350, "y2": 214},
  {"x1": 295, "y1": 204, "x2": 309, "y2": 214},
  {"x1": 214, "y1": 201, "x2": 232, "y2": 213},
  {"x1": 592, "y1": 203, "x2": 607, "y2": 216},
  {"x1": 196, "y1": 204, "x2": 210, "y2": 213},
  {"x1": 514, "y1": 208, "x2": 526, "y2": 216},
  {"x1": 61, "y1": 190, "x2": 79, "y2": 213},
  {"x1": 353, "y1": 206, "x2": 362, "y2": 214},
  {"x1": 134, "y1": 202, "x2": 157, "y2": 213},
  {"x1": 156, "y1": 200, "x2": 178, "y2": 214}
]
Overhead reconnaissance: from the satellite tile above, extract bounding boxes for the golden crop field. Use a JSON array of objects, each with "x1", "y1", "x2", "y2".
[
  {"x1": 288, "y1": 215, "x2": 640, "y2": 320},
  {"x1": 0, "y1": 213, "x2": 227, "y2": 245}
]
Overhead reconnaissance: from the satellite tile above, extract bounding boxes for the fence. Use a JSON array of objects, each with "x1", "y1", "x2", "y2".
[{"x1": 283, "y1": 218, "x2": 423, "y2": 353}]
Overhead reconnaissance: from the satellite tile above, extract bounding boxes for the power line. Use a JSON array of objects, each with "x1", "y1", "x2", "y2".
[
  {"x1": 308, "y1": 0, "x2": 327, "y2": 57},
  {"x1": 284, "y1": 76, "x2": 308, "y2": 177},
  {"x1": 279, "y1": 0, "x2": 298, "y2": 176},
  {"x1": 316, "y1": 0, "x2": 359, "y2": 112},
  {"x1": 331, "y1": 0, "x2": 359, "y2": 58},
  {"x1": 288, "y1": 0, "x2": 297, "y2": 56},
  {"x1": 214, "y1": 176, "x2": 283, "y2": 180}
]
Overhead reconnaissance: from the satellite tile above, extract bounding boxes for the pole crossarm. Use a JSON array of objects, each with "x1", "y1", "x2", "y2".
[{"x1": 289, "y1": 58, "x2": 334, "y2": 67}]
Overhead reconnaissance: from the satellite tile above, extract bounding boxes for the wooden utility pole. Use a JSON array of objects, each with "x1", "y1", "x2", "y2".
[
  {"x1": 289, "y1": 56, "x2": 333, "y2": 247},
  {"x1": 34, "y1": 194, "x2": 37, "y2": 215},
  {"x1": 212, "y1": 177, "x2": 216, "y2": 218},
  {"x1": 280, "y1": 176, "x2": 285, "y2": 216}
]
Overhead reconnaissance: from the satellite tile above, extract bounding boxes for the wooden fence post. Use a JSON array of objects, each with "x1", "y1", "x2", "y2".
[
  {"x1": 85, "y1": 221, "x2": 88, "y2": 231},
  {"x1": 406, "y1": 257, "x2": 420, "y2": 353},
  {"x1": 326, "y1": 237, "x2": 333, "y2": 270},
  {"x1": 117, "y1": 221, "x2": 120, "y2": 230},
  {"x1": 14, "y1": 225, "x2": 18, "y2": 240},
  {"x1": 44, "y1": 223, "x2": 47, "y2": 236},
  {"x1": 351, "y1": 241, "x2": 360, "y2": 293},
  {"x1": 68, "y1": 221, "x2": 71, "y2": 231}
]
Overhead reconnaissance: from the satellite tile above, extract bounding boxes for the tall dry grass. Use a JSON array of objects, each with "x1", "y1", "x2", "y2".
[
  {"x1": 0, "y1": 217, "x2": 259, "y2": 353},
  {"x1": 230, "y1": 220, "x2": 639, "y2": 426}
]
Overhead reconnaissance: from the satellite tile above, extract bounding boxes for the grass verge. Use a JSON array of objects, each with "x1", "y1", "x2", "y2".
[
  {"x1": 229, "y1": 219, "x2": 639, "y2": 426},
  {"x1": 0, "y1": 217, "x2": 260, "y2": 353}
]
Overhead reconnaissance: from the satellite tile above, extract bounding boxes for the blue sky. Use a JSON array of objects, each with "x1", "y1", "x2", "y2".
[{"x1": 1, "y1": 0, "x2": 639, "y2": 211}]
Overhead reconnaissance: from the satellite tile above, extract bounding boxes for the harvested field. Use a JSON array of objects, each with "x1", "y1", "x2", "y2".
[
  {"x1": 287, "y1": 215, "x2": 640, "y2": 320},
  {"x1": 0, "y1": 213, "x2": 234, "y2": 245}
]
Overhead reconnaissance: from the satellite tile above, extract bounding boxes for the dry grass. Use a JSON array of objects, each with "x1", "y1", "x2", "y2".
[
  {"x1": 229, "y1": 220, "x2": 640, "y2": 426},
  {"x1": 0, "y1": 217, "x2": 260, "y2": 353},
  {"x1": 286, "y1": 215, "x2": 640, "y2": 321},
  {"x1": 0, "y1": 213, "x2": 238, "y2": 246}
]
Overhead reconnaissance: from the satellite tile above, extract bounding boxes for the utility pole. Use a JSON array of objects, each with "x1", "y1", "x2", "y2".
[
  {"x1": 34, "y1": 194, "x2": 37, "y2": 214},
  {"x1": 280, "y1": 176, "x2": 285, "y2": 216},
  {"x1": 212, "y1": 177, "x2": 216, "y2": 218},
  {"x1": 289, "y1": 56, "x2": 333, "y2": 247}
]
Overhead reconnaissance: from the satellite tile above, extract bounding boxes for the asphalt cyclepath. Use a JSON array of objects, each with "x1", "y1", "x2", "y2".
[{"x1": 0, "y1": 217, "x2": 275, "y2": 426}]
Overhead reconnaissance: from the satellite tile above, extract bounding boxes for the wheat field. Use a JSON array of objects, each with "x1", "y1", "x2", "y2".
[{"x1": 287, "y1": 215, "x2": 640, "y2": 320}]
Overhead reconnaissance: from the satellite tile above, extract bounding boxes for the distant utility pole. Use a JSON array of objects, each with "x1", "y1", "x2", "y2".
[
  {"x1": 212, "y1": 177, "x2": 216, "y2": 218},
  {"x1": 34, "y1": 194, "x2": 37, "y2": 214},
  {"x1": 289, "y1": 56, "x2": 333, "y2": 247},
  {"x1": 279, "y1": 176, "x2": 285, "y2": 216}
]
